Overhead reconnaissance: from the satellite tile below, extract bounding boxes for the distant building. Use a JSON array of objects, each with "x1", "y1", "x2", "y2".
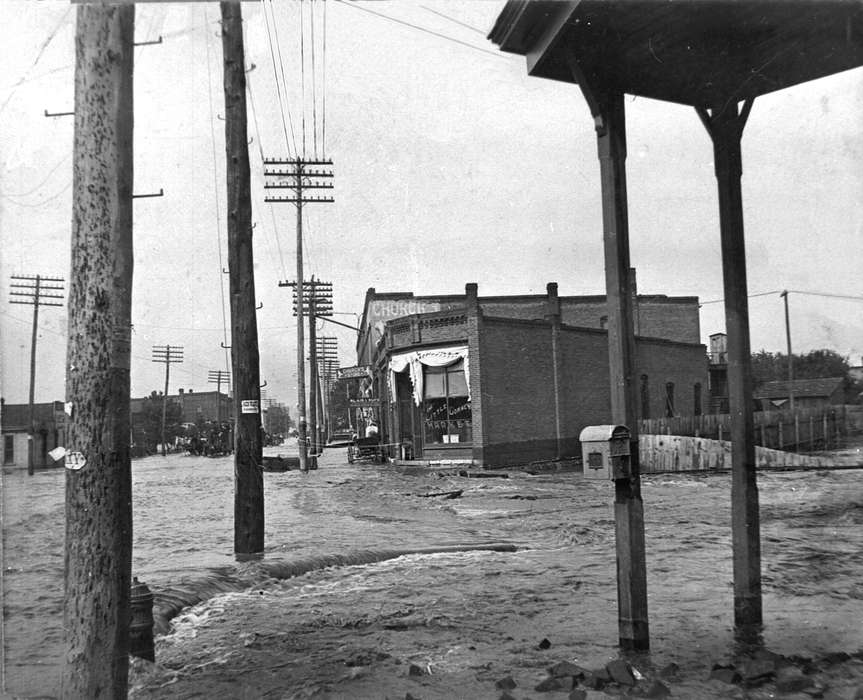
[
  {"x1": 130, "y1": 389, "x2": 232, "y2": 453},
  {"x1": 356, "y1": 277, "x2": 708, "y2": 467},
  {"x1": 707, "y1": 332, "x2": 729, "y2": 414},
  {"x1": 754, "y1": 377, "x2": 846, "y2": 411},
  {"x1": 130, "y1": 388, "x2": 233, "y2": 426},
  {"x1": 1, "y1": 399, "x2": 66, "y2": 470}
]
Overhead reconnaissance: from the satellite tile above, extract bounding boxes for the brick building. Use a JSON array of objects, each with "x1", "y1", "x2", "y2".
[
  {"x1": 356, "y1": 279, "x2": 708, "y2": 467},
  {"x1": 129, "y1": 388, "x2": 233, "y2": 426}
]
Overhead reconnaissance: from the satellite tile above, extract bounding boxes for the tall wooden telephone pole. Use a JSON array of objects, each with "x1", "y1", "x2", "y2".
[
  {"x1": 63, "y1": 4, "x2": 135, "y2": 697},
  {"x1": 280, "y1": 278, "x2": 332, "y2": 467},
  {"x1": 221, "y1": 1, "x2": 264, "y2": 555},
  {"x1": 266, "y1": 161, "x2": 333, "y2": 472},
  {"x1": 208, "y1": 369, "x2": 230, "y2": 422},
  {"x1": 8, "y1": 274, "x2": 64, "y2": 475},
  {"x1": 151, "y1": 345, "x2": 183, "y2": 456}
]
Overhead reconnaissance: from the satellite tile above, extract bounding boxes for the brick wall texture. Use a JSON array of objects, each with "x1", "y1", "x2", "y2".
[{"x1": 474, "y1": 319, "x2": 707, "y2": 467}]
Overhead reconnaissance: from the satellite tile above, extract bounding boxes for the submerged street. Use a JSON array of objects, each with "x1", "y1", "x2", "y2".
[{"x1": 3, "y1": 447, "x2": 862, "y2": 699}]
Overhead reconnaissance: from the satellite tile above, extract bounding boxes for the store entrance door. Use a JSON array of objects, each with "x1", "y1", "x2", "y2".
[{"x1": 395, "y1": 371, "x2": 422, "y2": 459}]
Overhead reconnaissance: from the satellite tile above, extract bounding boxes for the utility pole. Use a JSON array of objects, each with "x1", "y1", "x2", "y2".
[
  {"x1": 208, "y1": 369, "x2": 230, "y2": 422},
  {"x1": 304, "y1": 280, "x2": 332, "y2": 461},
  {"x1": 780, "y1": 290, "x2": 795, "y2": 412},
  {"x1": 266, "y1": 159, "x2": 333, "y2": 472},
  {"x1": 316, "y1": 336, "x2": 338, "y2": 442},
  {"x1": 62, "y1": 4, "x2": 135, "y2": 698},
  {"x1": 8, "y1": 274, "x2": 64, "y2": 475},
  {"x1": 279, "y1": 277, "x2": 333, "y2": 468},
  {"x1": 222, "y1": 1, "x2": 264, "y2": 555},
  {"x1": 152, "y1": 345, "x2": 183, "y2": 456}
]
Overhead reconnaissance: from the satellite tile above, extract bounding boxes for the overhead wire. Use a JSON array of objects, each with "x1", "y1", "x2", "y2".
[
  {"x1": 322, "y1": 0, "x2": 327, "y2": 156},
  {"x1": 700, "y1": 289, "x2": 863, "y2": 306},
  {"x1": 0, "y1": 153, "x2": 71, "y2": 199},
  {"x1": 263, "y1": 0, "x2": 298, "y2": 156},
  {"x1": 699, "y1": 290, "x2": 781, "y2": 306},
  {"x1": 333, "y1": 0, "x2": 511, "y2": 61},
  {"x1": 203, "y1": 5, "x2": 232, "y2": 386},
  {"x1": 2, "y1": 180, "x2": 72, "y2": 209},
  {"x1": 246, "y1": 63, "x2": 290, "y2": 281},
  {"x1": 0, "y1": 6, "x2": 72, "y2": 119},
  {"x1": 788, "y1": 290, "x2": 863, "y2": 302},
  {"x1": 311, "y1": 0, "x2": 318, "y2": 159},
  {"x1": 419, "y1": 5, "x2": 486, "y2": 36},
  {"x1": 300, "y1": 0, "x2": 307, "y2": 156}
]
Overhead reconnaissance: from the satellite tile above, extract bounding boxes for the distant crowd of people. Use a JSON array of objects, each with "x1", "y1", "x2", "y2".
[{"x1": 183, "y1": 421, "x2": 233, "y2": 456}]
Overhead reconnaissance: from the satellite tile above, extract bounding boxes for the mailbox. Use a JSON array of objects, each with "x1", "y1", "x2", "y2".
[{"x1": 579, "y1": 425, "x2": 632, "y2": 479}]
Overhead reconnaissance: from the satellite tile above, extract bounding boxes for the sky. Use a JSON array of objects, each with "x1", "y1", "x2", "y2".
[{"x1": 1, "y1": 1, "x2": 862, "y2": 412}]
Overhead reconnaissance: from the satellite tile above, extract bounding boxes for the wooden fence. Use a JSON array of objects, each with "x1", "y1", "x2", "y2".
[{"x1": 639, "y1": 405, "x2": 862, "y2": 453}]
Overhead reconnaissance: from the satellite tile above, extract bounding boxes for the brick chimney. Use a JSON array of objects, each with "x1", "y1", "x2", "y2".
[{"x1": 545, "y1": 282, "x2": 561, "y2": 323}]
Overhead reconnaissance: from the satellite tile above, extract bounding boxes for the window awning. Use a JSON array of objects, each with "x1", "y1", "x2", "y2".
[{"x1": 389, "y1": 345, "x2": 470, "y2": 406}]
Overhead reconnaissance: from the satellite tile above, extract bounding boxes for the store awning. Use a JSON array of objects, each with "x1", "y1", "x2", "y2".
[{"x1": 389, "y1": 346, "x2": 470, "y2": 406}]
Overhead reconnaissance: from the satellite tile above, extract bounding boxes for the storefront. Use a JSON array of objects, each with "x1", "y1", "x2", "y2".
[
  {"x1": 356, "y1": 283, "x2": 708, "y2": 468},
  {"x1": 388, "y1": 346, "x2": 473, "y2": 460}
]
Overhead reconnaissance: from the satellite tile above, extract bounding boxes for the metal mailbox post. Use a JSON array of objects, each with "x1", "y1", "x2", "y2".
[{"x1": 579, "y1": 425, "x2": 632, "y2": 479}]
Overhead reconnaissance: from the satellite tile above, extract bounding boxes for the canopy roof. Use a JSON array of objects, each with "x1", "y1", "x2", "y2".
[{"x1": 489, "y1": 0, "x2": 863, "y2": 107}]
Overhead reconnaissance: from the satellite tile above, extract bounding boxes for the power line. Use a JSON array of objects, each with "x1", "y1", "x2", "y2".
[
  {"x1": 322, "y1": 0, "x2": 328, "y2": 156},
  {"x1": 2, "y1": 180, "x2": 72, "y2": 208},
  {"x1": 0, "y1": 6, "x2": 72, "y2": 119},
  {"x1": 262, "y1": 0, "x2": 298, "y2": 157},
  {"x1": 204, "y1": 5, "x2": 231, "y2": 379},
  {"x1": 334, "y1": 0, "x2": 511, "y2": 60},
  {"x1": 310, "y1": 0, "x2": 318, "y2": 159},
  {"x1": 699, "y1": 290, "x2": 781, "y2": 306},
  {"x1": 300, "y1": 0, "x2": 307, "y2": 156},
  {"x1": 246, "y1": 73, "x2": 289, "y2": 281},
  {"x1": 700, "y1": 289, "x2": 863, "y2": 306},
  {"x1": 0, "y1": 152, "x2": 70, "y2": 199},
  {"x1": 419, "y1": 5, "x2": 487, "y2": 36},
  {"x1": 788, "y1": 290, "x2": 863, "y2": 302}
]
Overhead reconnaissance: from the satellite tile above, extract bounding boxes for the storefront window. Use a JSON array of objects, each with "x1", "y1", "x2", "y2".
[{"x1": 423, "y1": 360, "x2": 472, "y2": 445}]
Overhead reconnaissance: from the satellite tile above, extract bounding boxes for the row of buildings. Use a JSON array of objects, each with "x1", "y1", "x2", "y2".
[
  {"x1": 2, "y1": 390, "x2": 232, "y2": 470},
  {"x1": 4, "y1": 275, "x2": 850, "y2": 470}
]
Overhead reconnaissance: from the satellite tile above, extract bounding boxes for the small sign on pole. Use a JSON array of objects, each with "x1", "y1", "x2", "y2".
[{"x1": 241, "y1": 399, "x2": 259, "y2": 414}]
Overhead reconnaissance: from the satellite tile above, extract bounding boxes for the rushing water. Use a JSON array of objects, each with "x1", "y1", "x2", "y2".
[{"x1": 2, "y1": 447, "x2": 862, "y2": 699}]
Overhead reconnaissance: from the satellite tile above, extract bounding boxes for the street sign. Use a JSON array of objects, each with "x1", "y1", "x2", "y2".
[
  {"x1": 349, "y1": 398, "x2": 381, "y2": 408},
  {"x1": 337, "y1": 365, "x2": 372, "y2": 380}
]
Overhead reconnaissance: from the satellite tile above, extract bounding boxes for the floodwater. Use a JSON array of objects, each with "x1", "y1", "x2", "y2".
[{"x1": 2, "y1": 446, "x2": 862, "y2": 699}]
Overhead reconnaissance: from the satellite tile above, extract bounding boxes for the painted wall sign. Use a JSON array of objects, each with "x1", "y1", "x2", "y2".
[
  {"x1": 241, "y1": 399, "x2": 259, "y2": 414},
  {"x1": 337, "y1": 365, "x2": 373, "y2": 380},
  {"x1": 369, "y1": 299, "x2": 443, "y2": 320}
]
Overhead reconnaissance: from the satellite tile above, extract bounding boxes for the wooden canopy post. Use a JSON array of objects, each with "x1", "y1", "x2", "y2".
[
  {"x1": 570, "y1": 58, "x2": 649, "y2": 651},
  {"x1": 63, "y1": 5, "x2": 135, "y2": 697},
  {"x1": 697, "y1": 100, "x2": 762, "y2": 627}
]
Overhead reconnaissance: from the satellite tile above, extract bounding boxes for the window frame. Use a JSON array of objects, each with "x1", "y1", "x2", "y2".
[{"x1": 422, "y1": 360, "x2": 472, "y2": 446}]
